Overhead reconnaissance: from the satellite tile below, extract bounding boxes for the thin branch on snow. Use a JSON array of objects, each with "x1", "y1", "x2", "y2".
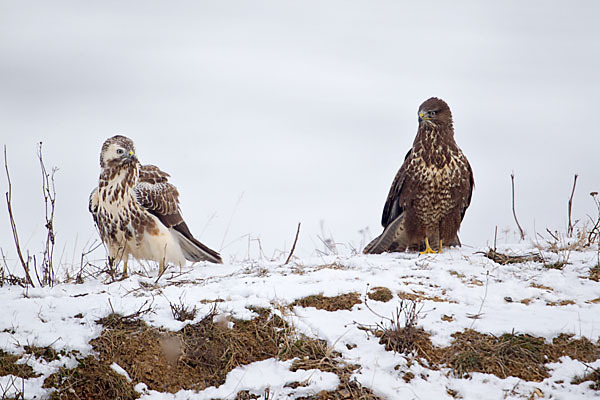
[
  {"x1": 511, "y1": 173, "x2": 525, "y2": 241},
  {"x1": 567, "y1": 174, "x2": 578, "y2": 237},
  {"x1": 3, "y1": 145, "x2": 35, "y2": 287},
  {"x1": 284, "y1": 222, "x2": 301, "y2": 265},
  {"x1": 38, "y1": 142, "x2": 58, "y2": 286}
]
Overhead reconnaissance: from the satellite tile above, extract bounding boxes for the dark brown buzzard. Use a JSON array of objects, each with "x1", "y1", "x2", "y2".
[
  {"x1": 364, "y1": 97, "x2": 473, "y2": 254},
  {"x1": 89, "y1": 135, "x2": 222, "y2": 278}
]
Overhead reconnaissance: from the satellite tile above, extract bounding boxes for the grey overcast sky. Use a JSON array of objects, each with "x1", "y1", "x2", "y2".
[{"x1": 1, "y1": 1, "x2": 599, "y2": 267}]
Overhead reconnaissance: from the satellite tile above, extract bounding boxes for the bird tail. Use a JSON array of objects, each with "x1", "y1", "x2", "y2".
[
  {"x1": 171, "y1": 229, "x2": 223, "y2": 264},
  {"x1": 363, "y1": 214, "x2": 409, "y2": 254}
]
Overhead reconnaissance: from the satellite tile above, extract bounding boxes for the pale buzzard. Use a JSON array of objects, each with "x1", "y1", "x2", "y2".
[
  {"x1": 89, "y1": 135, "x2": 222, "y2": 277},
  {"x1": 364, "y1": 97, "x2": 473, "y2": 254}
]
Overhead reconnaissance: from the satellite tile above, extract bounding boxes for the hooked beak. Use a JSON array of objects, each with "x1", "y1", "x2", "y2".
[
  {"x1": 418, "y1": 111, "x2": 432, "y2": 123},
  {"x1": 128, "y1": 150, "x2": 137, "y2": 162}
]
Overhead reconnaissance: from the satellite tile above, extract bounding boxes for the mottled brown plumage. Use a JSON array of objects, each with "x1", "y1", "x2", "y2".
[
  {"x1": 89, "y1": 135, "x2": 222, "y2": 277},
  {"x1": 364, "y1": 97, "x2": 473, "y2": 254}
]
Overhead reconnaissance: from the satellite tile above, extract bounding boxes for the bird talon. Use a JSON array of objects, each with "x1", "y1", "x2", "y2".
[{"x1": 420, "y1": 237, "x2": 439, "y2": 254}]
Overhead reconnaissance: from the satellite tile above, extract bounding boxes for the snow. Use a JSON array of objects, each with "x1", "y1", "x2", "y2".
[{"x1": 1, "y1": 244, "x2": 599, "y2": 399}]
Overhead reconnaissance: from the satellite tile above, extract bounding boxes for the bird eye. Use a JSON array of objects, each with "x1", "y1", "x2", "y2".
[
  {"x1": 116, "y1": 149, "x2": 124, "y2": 155},
  {"x1": 430, "y1": 111, "x2": 436, "y2": 116}
]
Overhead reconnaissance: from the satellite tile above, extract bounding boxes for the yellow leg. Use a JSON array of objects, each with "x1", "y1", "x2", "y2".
[
  {"x1": 438, "y1": 239, "x2": 443, "y2": 254},
  {"x1": 420, "y1": 237, "x2": 438, "y2": 254}
]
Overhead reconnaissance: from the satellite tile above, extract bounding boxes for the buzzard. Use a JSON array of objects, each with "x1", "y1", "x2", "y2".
[
  {"x1": 364, "y1": 97, "x2": 473, "y2": 254},
  {"x1": 89, "y1": 135, "x2": 222, "y2": 278}
]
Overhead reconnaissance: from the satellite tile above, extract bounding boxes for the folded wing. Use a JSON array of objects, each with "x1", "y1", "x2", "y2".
[{"x1": 135, "y1": 165, "x2": 223, "y2": 264}]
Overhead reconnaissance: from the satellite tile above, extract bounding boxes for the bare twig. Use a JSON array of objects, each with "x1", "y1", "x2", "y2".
[
  {"x1": 479, "y1": 248, "x2": 543, "y2": 265},
  {"x1": 284, "y1": 222, "x2": 301, "y2": 265},
  {"x1": 77, "y1": 239, "x2": 102, "y2": 283},
  {"x1": 567, "y1": 174, "x2": 578, "y2": 237},
  {"x1": 588, "y1": 192, "x2": 600, "y2": 246},
  {"x1": 0, "y1": 248, "x2": 27, "y2": 287},
  {"x1": 38, "y1": 142, "x2": 57, "y2": 286},
  {"x1": 3, "y1": 146, "x2": 34, "y2": 287},
  {"x1": 468, "y1": 271, "x2": 490, "y2": 328},
  {"x1": 493, "y1": 226, "x2": 498, "y2": 252},
  {"x1": 546, "y1": 228, "x2": 559, "y2": 242},
  {"x1": 511, "y1": 173, "x2": 525, "y2": 240}
]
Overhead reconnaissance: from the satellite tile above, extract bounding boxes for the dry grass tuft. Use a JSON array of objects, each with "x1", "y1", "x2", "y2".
[
  {"x1": 43, "y1": 356, "x2": 139, "y2": 400},
  {"x1": 437, "y1": 331, "x2": 600, "y2": 382},
  {"x1": 177, "y1": 308, "x2": 292, "y2": 389},
  {"x1": 367, "y1": 287, "x2": 393, "y2": 302},
  {"x1": 440, "y1": 330, "x2": 548, "y2": 381},
  {"x1": 397, "y1": 290, "x2": 454, "y2": 304},
  {"x1": 234, "y1": 390, "x2": 261, "y2": 399},
  {"x1": 0, "y1": 350, "x2": 37, "y2": 379},
  {"x1": 373, "y1": 300, "x2": 439, "y2": 367},
  {"x1": 23, "y1": 345, "x2": 63, "y2": 362},
  {"x1": 296, "y1": 379, "x2": 382, "y2": 400},
  {"x1": 292, "y1": 293, "x2": 361, "y2": 311},
  {"x1": 547, "y1": 334, "x2": 600, "y2": 362},
  {"x1": 529, "y1": 283, "x2": 553, "y2": 291},
  {"x1": 589, "y1": 264, "x2": 600, "y2": 282},
  {"x1": 380, "y1": 325, "x2": 437, "y2": 366},
  {"x1": 545, "y1": 299, "x2": 576, "y2": 307},
  {"x1": 169, "y1": 298, "x2": 198, "y2": 322},
  {"x1": 91, "y1": 309, "x2": 296, "y2": 392},
  {"x1": 572, "y1": 366, "x2": 600, "y2": 390},
  {"x1": 62, "y1": 308, "x2": 360, "y2": 397},
  {"x1": 375, "y1": 313, "x2": 600, "y2": 384},
  {"x1": 544, "y1": 261, "x2": 566, "y2": 270}
]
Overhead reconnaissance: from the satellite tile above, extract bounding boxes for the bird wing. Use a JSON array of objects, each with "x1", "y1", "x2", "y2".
[
  {"x1": 88, "y1": 187, "x2": 99, "y2": 226},
  {"x1": 381, "y1": 149, "x2": 412, "y2": 227},
  {"x1": 135, "y1": 164, "x2": 223, "y2": 264},
  {"x1": 460, "y1": 155, "x2": 475, "y2": 221},
  {"x1": 363, "y1": 212, "x2": 410, "y2": 254},
  {"x1": 139, "y1": 164, "x2": 170, "y2": 184},
  {"x1": 134, "y1": 179, "x2": 183, "y2": 228}
]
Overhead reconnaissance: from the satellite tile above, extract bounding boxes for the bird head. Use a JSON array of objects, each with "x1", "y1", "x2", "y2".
[
  {"x1": 418, "y1": 97, "x2": 453, "y2": 128},
  {"x1": 100, "y1": 135, "x2": 138, "y2": 168}
]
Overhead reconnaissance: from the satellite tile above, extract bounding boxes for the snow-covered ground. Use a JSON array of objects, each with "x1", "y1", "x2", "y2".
[{"x1": 1, "y1": 243, "x2": 599, "y2": 399}]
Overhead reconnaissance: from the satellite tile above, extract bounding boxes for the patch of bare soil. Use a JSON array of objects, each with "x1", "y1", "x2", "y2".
[{"x1": 292, "y1": 293, "x2": 362, "y2": 311}]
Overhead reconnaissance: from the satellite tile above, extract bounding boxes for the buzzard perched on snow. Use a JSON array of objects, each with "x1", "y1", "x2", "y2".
[
  {"x1": 89, "y1": 135, "x2": 222, "y2": 278},
  {"x1": 364, "y1": 97, "x2": 473, "y2": 254}
]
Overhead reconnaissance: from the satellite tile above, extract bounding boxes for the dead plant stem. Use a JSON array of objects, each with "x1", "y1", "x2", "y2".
[
  {"x1": 284, "y1": 222, "x2": 301, "y2": 265},
  {"x1": 511, "y1": 173, "x2": 525, "y2": 240},
  {"x1": 3, "y1": 145, "x2": 34, "y2": 287},
  {"x1": 38, "y1": 142, "x2": 57, "y2": 286},
  {"x1": 567, "y1": 174, "x2": 578, "y2": 237}
]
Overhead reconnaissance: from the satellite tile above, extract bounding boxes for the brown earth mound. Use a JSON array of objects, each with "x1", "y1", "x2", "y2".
[{"x1": 292, "y1": 293, "x2": 361, "y2": 311}]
